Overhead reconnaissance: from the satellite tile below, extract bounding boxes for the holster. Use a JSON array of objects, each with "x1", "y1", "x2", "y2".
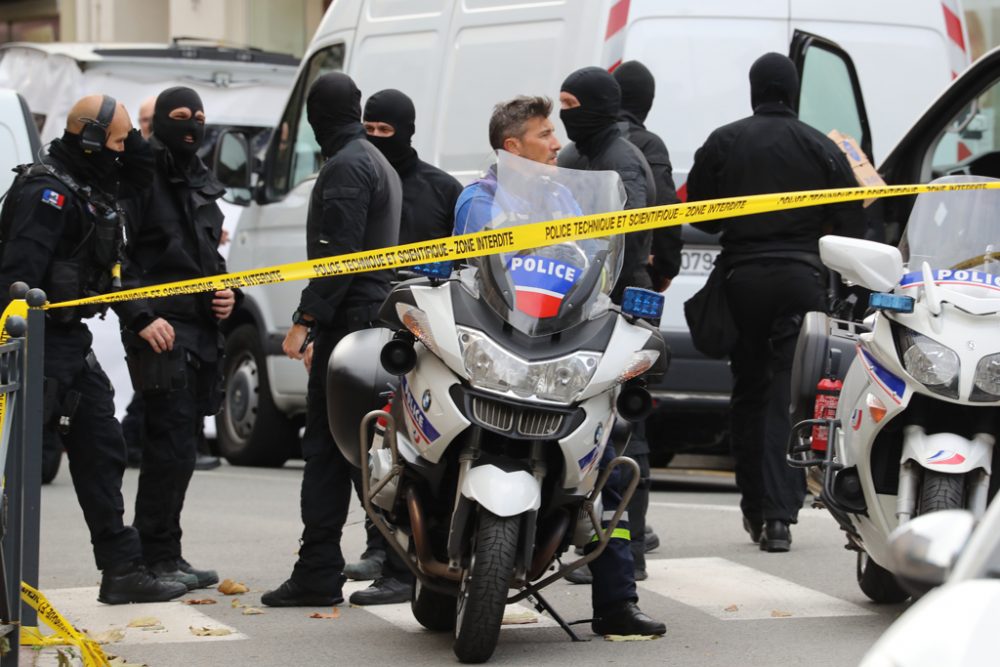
[
  {"x1": 43, "y1": 351, "x2": 97, "y2": 434},
  {"x1": 125, "y1": 345, "x2": 188, "y2": 394}
]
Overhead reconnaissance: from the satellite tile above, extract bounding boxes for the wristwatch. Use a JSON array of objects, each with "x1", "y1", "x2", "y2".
[{"x1": 291, "y1": 309, "x2": 315, "y2": 327}]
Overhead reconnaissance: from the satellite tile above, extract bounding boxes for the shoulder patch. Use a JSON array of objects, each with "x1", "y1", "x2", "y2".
[{"x1": 41, "y1": 189, "x2": 65, "y2": 210}]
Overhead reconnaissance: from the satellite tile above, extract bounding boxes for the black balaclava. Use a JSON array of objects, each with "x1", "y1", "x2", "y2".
[
  {"x1": 560, "y1": 67, "x2": 622, "y2": 153},
  {"x1": 48, "y1": 131, "x2": 123, "y2": 196},
  {"x1": 749, "y1": 52, "x2": 799, "y2": 112},
  {"x1": 152, "y1": 86, "x2": 206, "y2": 163},
  {"x1": 613, "y1": 60, "x2": 655, "y2": 123},
  {"x1": 307, "y1": 72, "x2": 363, "y2": 158},
  {"x1": 363, "y1": 88, "x2": 417, "y2": 170}
]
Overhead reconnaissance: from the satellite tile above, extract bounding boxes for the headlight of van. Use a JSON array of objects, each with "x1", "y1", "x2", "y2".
[
  {"x1": 457, "y1": 326, "x2": 600, "y2": 403},
  {"x1": 972, "y1": 353, "x2": 1000, "y2": 401},
  {"x1": 899, "y1": 328, "x2": 959, "y2": 398}
]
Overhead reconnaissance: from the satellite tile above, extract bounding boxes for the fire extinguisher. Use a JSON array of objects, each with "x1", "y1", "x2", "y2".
[{"x1": 811, "y1": 377, "x2": 842, "y2": 452}]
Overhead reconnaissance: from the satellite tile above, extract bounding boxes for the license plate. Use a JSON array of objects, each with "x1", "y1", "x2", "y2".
[{"x1": 680, "y1": 248, "x2": 719, "y2": 276}]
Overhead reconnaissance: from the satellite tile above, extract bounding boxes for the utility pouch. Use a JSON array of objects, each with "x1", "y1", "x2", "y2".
[{"x1": 126, "y1": 346, "x2": 188, "y2": 394}]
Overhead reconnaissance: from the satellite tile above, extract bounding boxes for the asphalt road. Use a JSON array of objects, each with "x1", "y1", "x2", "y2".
[{"x1": 25, "y1": 464, "x2": 908, "y2": 666}]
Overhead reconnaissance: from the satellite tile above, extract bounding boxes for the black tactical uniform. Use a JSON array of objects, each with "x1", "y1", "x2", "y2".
[
  {"x1": 686, "y1": 53, "x2": 865, "y2": 551},
  {"x1": 115, "y1": 87, "x2": 231, "y2": 589},
  {"x1": 0, "y1": 123, "x2": 186, "y2": 605},
  {"x1": 342, "y1": 89, "x2": 463, "y2": 602},
  {"x1": 262, "y1": 73, "x2": 402, "y2": 607},
  {"x1": 556, "y1": 67, "x2": 664, "y2": 637}
]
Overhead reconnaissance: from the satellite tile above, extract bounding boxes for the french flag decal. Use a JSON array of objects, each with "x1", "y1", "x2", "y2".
[
  {"x1": 927, "y1": 450, "x2": 966, "y2": 465},
  {"x1": 508, "y1": 255, "x2": 580, "y2": 318},
  {"x1": 41, "y1": 189, "x2": 64, "y2": 210}
]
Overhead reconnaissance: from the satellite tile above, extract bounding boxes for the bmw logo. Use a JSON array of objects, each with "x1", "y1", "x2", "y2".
[
  {"x1": 594, "y1": 423, "x2": 604, "y2": 444},
  {"x1": 421, "y1": 390, "x2": 432, "y2": 411}
]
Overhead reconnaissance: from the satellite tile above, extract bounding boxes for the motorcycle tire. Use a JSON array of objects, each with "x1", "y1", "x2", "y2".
[
  {"x1": 919, "y1": 471, "x2": 965, "y2": 513},
  {"x1": 453, "y1": 510, "x2": 518, "y2": 664},
  {"x1": 411, "y1": 578, "x2": 456, "y2": 632},
  {"x1": 856, "y1": 551, "x2": 909, "y2": 604}
]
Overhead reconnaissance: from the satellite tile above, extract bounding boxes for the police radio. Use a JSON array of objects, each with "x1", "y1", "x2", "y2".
[{"x1": 78, "y1": 95, "x2": 117, "y2": 153}]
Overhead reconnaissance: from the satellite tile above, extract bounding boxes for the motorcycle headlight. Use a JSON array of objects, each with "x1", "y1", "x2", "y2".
[
  {"x1": 395, "y1": 304, "x2": 439, "y2": 355},
  {"x1": 899, "y1": 328, "x2": 959, "y2": 398},
  {"x1": 972, "y1": 353, "x2": 1000, "y2": 401},
  {"x1": 457, "y1": 327, "x2": 600, "y2": 403}
]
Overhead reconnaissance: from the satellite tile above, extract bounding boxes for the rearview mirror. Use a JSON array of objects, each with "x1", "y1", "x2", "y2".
[
  {"x1": 819, "y1": 235, "x2": 903, "y2": 292},
  {"x1": 889, "y1": 509, "x2": 975, "y2": 595},
  {"x1": 212, "y1": 130, "x2": 252, "y2": 206}
]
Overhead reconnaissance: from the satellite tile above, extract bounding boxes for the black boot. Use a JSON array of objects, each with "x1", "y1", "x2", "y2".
[
  {"x1": 98, "y1": 562, "x2": 188, "y2": 605},
  {"x1": 564, "y1": 563, "x2": 593, "y2": 584},
  {"x1": 643, "y1": 525, "x2": 660, "y2": 553},
  {"x1": 177, "y1": 558, "x2": 220, "y2": 588},
  {"x1": 348, "y1": 577, "x2": 412, "y2": 605},
  {"x1": 261, "y1": 579, "x2": 344, "y2": 607},
  {"x1": 194, "y1": 454, "x2": 221, "y2": 471},
  {"x1": 760, "y1": 520, "x2": 791, "y2": 552},
  {"x1": 343, "y1": 550, "x2": 385, "y2": 581},
  {"x1": 742, "y1": 513, "x2": 763, "y2": 544},
  {"x1": 592, "y1": 601, "x2": 666, "y2": 636},
  {"x1": 149, "y1": 559, "x2": 199, "y2": 590}
]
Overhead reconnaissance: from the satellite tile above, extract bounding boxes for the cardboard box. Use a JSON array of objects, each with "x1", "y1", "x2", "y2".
[{"x1": 828, "y1": 129, "x2": 885, "y2": 207}]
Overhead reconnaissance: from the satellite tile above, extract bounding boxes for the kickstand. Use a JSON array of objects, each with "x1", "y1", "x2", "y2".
[{"x1": 526, "y1": 588, "x2": 590, "y2": 642}]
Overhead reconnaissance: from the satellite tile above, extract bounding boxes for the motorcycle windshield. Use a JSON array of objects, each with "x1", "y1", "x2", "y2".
[
  {"x1": 474, "y1": 150, "x2": 626, "y2": 337},
  {"x1": 904, "y1": 175, "x2": 1000, "y2": 278}
]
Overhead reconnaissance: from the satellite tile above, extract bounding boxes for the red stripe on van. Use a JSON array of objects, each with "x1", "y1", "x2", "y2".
[
  {"x1": 605, "y1": 0, "x2": 630, "y2": 39},
  {"x1": 942, "y1": 4, "x2": 966, "y2": 51}
]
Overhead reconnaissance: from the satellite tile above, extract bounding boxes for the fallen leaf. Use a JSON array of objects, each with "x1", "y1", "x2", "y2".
[
  {"x1": 501, "y1": 610, "x2": 537, "y2": 625},
  {"x1": 241, "y1": 607, "x2": 265, "y2": 616},
  {"x1": 127, "y1": 616, "x2": 160, "y2": 628},
  {"x1": 230, "y1": 598, "x2": 243, "y2": 609},
  {"x1": 218, "y1": 579, "x2": 249, "y2": 595},
  {"x1": 724, "y1": 604, "x2": 739, "y2": 613},
  {"x1": 183, "y1": 598, "x2": 217, "y2": 605},
  {"x1": 86, "y1": 628, "x2": 126, "y2": 644},
  {"x1": 189, "y1": 626, "x2": 233, "y2": 637},
  {"x1": 771, "y1": 610, "x2": 793, "y2": 618},
  {"x1": 603, "y1": 634, "x2": 660, "y2": 642},
  {"x1": 56, "y1": 650, "x2": 72, "y2": 667},
  {"x1": 108, "y1": 657, "x2": 148, "y2": 667},
  {"x1": 309, "y1": 608, "x2": 340, "y2": 619}
]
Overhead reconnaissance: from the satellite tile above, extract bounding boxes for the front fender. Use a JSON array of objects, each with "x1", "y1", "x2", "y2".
[
  {"x1": 902, "y1": 428, "x2": 994, "y2": 474},
  {"x1": 461, "y1": 464, "x2": 540, "y2": 517}
]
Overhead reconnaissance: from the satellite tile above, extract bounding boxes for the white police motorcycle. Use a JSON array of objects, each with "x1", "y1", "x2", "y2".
[
  {"x1": 326, "y1": 152, "x2": 666, "y2": 663},
  {"x1": 790, "y1": 176, "x2": 1000, "y2": 603}
]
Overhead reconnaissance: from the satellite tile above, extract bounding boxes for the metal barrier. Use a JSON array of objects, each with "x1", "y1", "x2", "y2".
[{"x1": 0, "y1": 285, "x2": 47, "y2": 666}]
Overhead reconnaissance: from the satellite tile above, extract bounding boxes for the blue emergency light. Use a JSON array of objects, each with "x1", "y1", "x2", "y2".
[
  {"x1": 411, "y1": 261, "x2": 453, "y2": 280},
  {"x1": 869, "y1": 292, "x2": 914, "y2": 313},
  {"x1": 621, "y1": 287, "x2": 665, "y2": 320}
]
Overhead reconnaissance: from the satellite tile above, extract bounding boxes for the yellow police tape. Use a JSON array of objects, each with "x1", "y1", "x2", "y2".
[
  {"x1": 44, "y1": 180, "x2": 1000, "y2": 310},
  {"x1": 20, "y1": 582, "x2": 108, "y2": 666}
]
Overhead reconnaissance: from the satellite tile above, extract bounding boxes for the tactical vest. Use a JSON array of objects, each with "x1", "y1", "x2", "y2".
[{"x1": 0, "y1": 162, "x2": 124, "y2": 323}]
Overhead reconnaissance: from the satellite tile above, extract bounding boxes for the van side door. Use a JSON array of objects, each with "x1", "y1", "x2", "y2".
[{"x1": 790, "y1": 29, "x2": 873, "y2": 160}]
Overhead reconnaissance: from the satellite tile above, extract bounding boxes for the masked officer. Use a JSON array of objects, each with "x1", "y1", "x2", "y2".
[
  {"x1": 686, "y1": 53, "x2": 864, "y2": 551},
  {"x1": 114, "y1": 87, "x2": 236, "y2": 590},
  {"x1": 0, "y1": 95, "x2": 187, "y2": 604},
  {"x1": 454, "y1": 95, "x2": 665, "y2": 637},
  {"x1": 342, "y1": 89, "x2": 463, "y2": 603},
  {"x1": 261, "y1": 72, "x2": 401, "y2": 607}
]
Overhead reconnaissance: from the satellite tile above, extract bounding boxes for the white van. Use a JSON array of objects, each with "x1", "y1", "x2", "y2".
[{"x1": 216, "y1": 0, "x2": 962, "y2": 465}]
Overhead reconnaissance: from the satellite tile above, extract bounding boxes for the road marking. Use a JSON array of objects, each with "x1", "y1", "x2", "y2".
[
  {"x1": 637, "y1": 558, "x2": 875, "y2": 620},
  {"x1": 37, "y1": 587, "x2": 246, "y2": 645},
  {"x1": 341, "y1": 580, "x2": 558, "y2": 632}
]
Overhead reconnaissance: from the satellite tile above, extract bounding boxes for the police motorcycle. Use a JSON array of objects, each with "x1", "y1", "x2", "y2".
[
  {"x1": 789, "y1": 175, "x2": 1000, "y2": 603},
  {"x1": 326, "y1": 152, "x2": 666, "y2": 663}
]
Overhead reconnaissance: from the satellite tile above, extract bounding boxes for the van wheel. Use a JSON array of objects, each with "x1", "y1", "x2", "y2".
[
  {"x1": 856, "y1": 552, "x2": 909, "y2": 603},
  {"x1": 411, "y1": 579, "x2": 456, "y2": 631},
  {"x1": 216, "y1": 324, "x2": 295, "y2": 467}
]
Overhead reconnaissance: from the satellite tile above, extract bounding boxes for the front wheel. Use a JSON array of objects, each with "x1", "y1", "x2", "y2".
[
  {"x1": 453, "y1": 510, "x2": 518, "y2": 664},
  {"x1": 919, "y1": 471, "x2": 965, "y2": 513},
  {"x1": 216, "y1": 324, "x2": 296, "y2": 467},
  {"x1": 857, "y1": 551, "x2": 909, "y2": 604}
]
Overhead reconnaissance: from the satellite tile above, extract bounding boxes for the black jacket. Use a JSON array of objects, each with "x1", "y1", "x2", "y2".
[
  {"x1": 396, "y1": 152, "x2": 462, "y2": 245},
  {"x1": 116, "y1": 139, "x2": 230, "y2": 361},
  {"x1": 686, "y1": 103, "x2": 864, "y2": 257},
  {"x1": 618, "y1": 112, "x2": 683, "y2": 280},
  {"x1": 298, "y1": 129, "x2": 402, "y2": 326},
  {"x1": 557, "y1": 124, "x2": 655, "y2": 299},
  {"x1": 0, "y1": 154, "x2": 122, "y2": 354}
]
